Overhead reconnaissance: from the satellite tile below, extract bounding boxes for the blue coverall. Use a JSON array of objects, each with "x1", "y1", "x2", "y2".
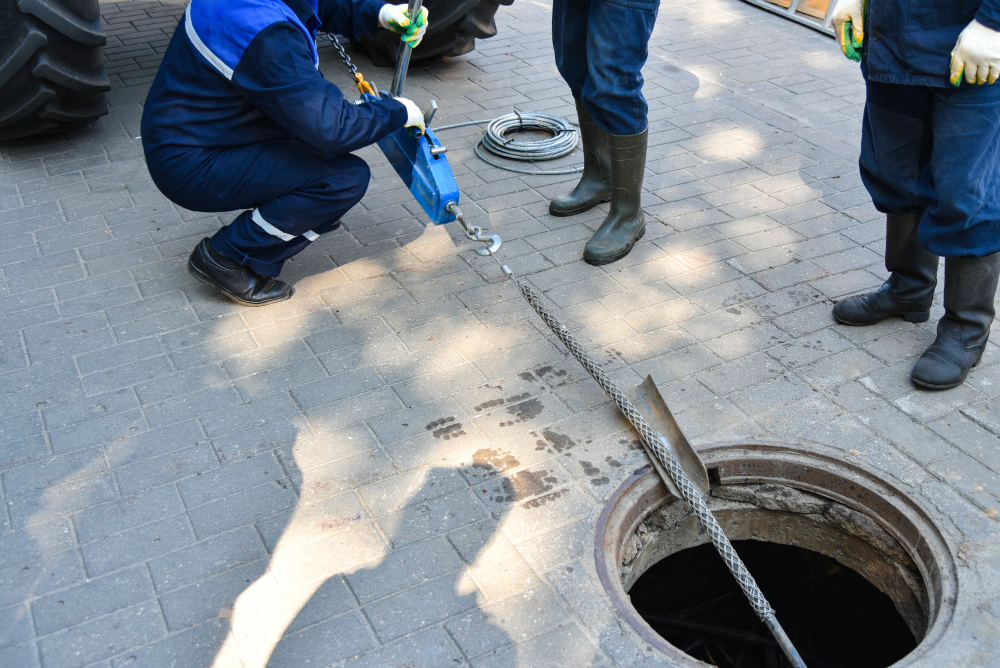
[
  {"x1": 860, "y1": 0, "x2": 1000, "y2": 258},
  {"x1": 551, "y1": 0, "x2": 660, "y2": 135},
  {"x1": 141, "y1": 0, "x2": 407, "y2": 277}
]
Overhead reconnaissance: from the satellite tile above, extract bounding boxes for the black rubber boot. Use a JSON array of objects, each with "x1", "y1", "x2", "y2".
[
  {"x1": 833, "y1": 213, "x2": 939, "y2": 325},
  {"x1": 583, "y1": 128, "x2": 647, "y2": 266},
  {"x1": 911, "y1": 253, "x2": 1000, "y2": 390},
  {"x1": 550, "y1": 99, "x2": 612, "y2": 217},
  {"x1": 188, "y1": 237, "x2": 293, "y2": 307}
]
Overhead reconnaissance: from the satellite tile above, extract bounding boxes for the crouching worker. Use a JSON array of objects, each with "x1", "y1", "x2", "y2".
[
  {"x1": 829, "y1": 0, "x2": 1000, "y2": 389},
  {"x1": 141, "y1": 0, "x2": 428, "y2": 305}
]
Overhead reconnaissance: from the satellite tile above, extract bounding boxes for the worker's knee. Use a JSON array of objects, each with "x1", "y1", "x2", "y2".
[{"x1": 324, "y1": 154, "x2": 370, "y2": 206}]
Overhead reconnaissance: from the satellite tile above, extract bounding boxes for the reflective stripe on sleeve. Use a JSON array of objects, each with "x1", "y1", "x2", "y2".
[{"x1": 184, "y1": 4, "x2": 235, "y2": 80}]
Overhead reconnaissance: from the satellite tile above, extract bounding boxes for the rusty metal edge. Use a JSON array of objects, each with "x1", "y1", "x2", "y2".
[{"x1": 593, "y1": 440, "x2": 960, "y2": 666}]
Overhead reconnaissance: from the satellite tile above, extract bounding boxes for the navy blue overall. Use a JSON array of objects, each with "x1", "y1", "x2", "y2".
[
  {"x1": 141, "y1": 0, "x2": 407, "y2": 277},
  {"x1": 860, "y1": 0, "x2": 1000, "y2": 258},
  {"x1": 551, "y1": 0, "x2": 660, "y2": 135}
]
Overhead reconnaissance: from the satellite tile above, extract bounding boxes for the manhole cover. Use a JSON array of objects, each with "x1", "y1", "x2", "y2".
[{"x1": 596, "y1": 442, "x2": 957, "y2": 667}]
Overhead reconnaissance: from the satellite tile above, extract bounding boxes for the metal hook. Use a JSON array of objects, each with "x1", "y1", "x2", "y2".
[{"x1": 445, "y1": 201, "x2": 502, "y2": 256}]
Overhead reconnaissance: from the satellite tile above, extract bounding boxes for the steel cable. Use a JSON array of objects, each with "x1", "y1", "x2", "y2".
[
  {"x1": 435, "y1": 112, "x2": 583, "y2": 175},
  {"x1": 463, "y1": 240, "x2": 807, "y2": 668}
]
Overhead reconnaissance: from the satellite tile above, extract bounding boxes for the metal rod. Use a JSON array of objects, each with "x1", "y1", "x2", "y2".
[{"x1": 389, "y1": 0, "x2": 422, "y2": 97}]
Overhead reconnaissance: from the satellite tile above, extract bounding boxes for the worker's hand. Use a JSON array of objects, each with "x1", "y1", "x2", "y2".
[
  {"x1": 830, "y1": 0, "x2": 864, "y2": 61},
  {"x1": 378, "y1": 4, "x2": 429, "y2": 48},
  {"x1": 395, "y1": 97, "x2": 425, "y2": 132},
  {"x1": 950, "y1": 19, "x2": 1000, "y2": 85}
]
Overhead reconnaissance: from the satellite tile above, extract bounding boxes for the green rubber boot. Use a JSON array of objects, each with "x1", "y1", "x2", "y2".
[
  {"x1": 583, "y1": 128, "x2": 647, "y2": 266},
  {"x1": 550, "y1": 100, "x2": 612, "y2": 217},
  {"x1": 911, "y1": 253, "x2": 1000, "y2": 390}
]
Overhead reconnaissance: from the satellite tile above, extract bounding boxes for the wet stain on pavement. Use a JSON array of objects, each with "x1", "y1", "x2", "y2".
[
  {"x1": 425, "y1": 416, "x2": 466, "y2": 440},
  {"x1": 523, "y1": 488, "x2": 568, "y2": 508},
  {"x1": 470, "y1": 448, "x2": 520, "y2": 476},
  {"x1": 489, "y1": 469, "x2": 559, "y2": 503},
  {"x1": 500, "y1": 398, "x2": 543, "y2": 427},
  {"x1": 535, "y1": 429, "x2": 576, "y2": 454}
]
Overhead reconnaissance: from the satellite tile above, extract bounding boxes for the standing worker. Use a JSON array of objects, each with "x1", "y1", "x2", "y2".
[
  {"x1": 141, "y1": 0, "x2": 429, "y2": 306},
  {"x1": 549, "y1": 0, "x2": 659, "y2": 265},
  {"x1": 829, "y1": 0, "x2": 1000, "y2": 389}
]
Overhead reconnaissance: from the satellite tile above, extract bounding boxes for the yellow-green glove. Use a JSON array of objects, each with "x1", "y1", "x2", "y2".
[
  {"x1": 950, "y1": 19, "x2": 1000, "y2": 85},
  {"x1": 830, "y1": 0, "x2": 864, "y2": 61},
  {"x1": 378, "y1": 4, "x2": 429, "y2": 49}
]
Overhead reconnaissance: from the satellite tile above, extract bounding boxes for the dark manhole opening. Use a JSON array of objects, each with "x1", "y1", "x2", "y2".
[{"x1": 629, "y1": 540, "x2": 918, "y2": 668}]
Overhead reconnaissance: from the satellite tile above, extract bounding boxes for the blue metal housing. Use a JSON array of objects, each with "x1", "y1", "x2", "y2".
[{"x1": 364, "y1": 93, "x2": 459, "y2": 224}]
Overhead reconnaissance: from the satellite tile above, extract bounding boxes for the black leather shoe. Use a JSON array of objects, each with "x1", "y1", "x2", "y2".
[
  {"x1": 550, "y1": 99, "x2": 612, "y2": 217},
  {"x1": 833, "y1": 213, "x2": 939, "y2": 325},
  {"x1": 583, "y1": 128, "x2": 647, "y2": 266},
  {"x1": 911, "y1": 254, "x2": 1000, "y2": 390},
  {"x1": 188, "y1": 238, "x2": 293, "y2": 306}
]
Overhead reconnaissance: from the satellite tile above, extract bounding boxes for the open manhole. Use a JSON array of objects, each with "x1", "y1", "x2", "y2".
[{"x1": 596, "y1": 442, "x2": 957, "y2": 667}]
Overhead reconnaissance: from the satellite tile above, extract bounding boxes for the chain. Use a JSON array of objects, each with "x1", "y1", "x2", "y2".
[{"x1": 321, "y1": 32, "x2": 377, "y2": 96}]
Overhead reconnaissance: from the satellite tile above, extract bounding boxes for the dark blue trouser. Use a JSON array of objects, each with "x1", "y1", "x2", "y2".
[
  {"x1": 860, "y1": 79, "x2": 1000, "y2": 258},
  {"x1": 551, "y1": 0, "x2": 659, "y2": 135},
  {"x1": 146, "y1": 139, "x2": 370, "y2": 277}
]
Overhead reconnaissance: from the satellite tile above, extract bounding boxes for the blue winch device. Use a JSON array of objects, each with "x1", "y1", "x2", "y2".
[
  {"x1": 333, "y1": 0, "x2": 499, "y2": 250},
  {"x1": 362, "y1": 93, "x2": 458, "y2": 224}
]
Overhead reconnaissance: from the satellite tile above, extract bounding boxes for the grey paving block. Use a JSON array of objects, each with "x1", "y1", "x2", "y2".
[
  {"x1": 269, "y1": 610, "x2": 377, "y2": 667},
  {"x1": 342, "y1": 626, "x2": 462, "y2": 668},
  {"x1": 31, "y1": 566, "x2": 154, "y2": 635},
  {"x1": 363, "y1": 573, "x2": 478, "y2": 643},
  {"x1": 103, "y1": 419, "x2": 205, "y2": 468},
  {"x1": 81, "y1": 514, "x2": 195, "y2": 577},
  {"x1": 347, "y1": 535, "x2": 464, "y2": 604},
  {"x1": 158, "y1": 559, "x2": 268, "y2": 631},
  {"x1": 177, "y1": 451, "x2": 284, "y2": 507},
  {"x1": 187, "y1": 481, "x2": 297, "y2": 539},
  {"x1": 109, "y1": 618, "x2": 228, "y2": 668},
  {"x1": 37, "y1": 604, "x2": 165, "y2": 668},
  {"x1": 446, "y1": 586, "x2": 567, "y2": 659},
  {"x1": 2, "y1": 446, "x2": 107, "y2": 499},
  {"x1": 199, "y1": 392, "x2": 300, "y2": 439},
  {"x1": 74, "y1": 484, "x2": 184, "y2": 543},
  {"x1": 7, "y1": 474, "x2": 118, "y2": 530},
  {"x1": 471, "y1": 621, "x2": 601, "y2": 668},
  {"x1": 147, "y1": 526, "x2": 266, "y2": 593},
  {"x1": 0, "y1": 643, "x2": 39, "y2": 668}
]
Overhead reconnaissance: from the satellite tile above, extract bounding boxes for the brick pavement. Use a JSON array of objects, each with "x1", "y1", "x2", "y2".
[{"x1": 2, "y1": 0, "x2": 1000, "y2": 666}]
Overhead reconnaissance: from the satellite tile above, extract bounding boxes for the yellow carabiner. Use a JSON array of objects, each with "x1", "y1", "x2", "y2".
[{"x1": 355, "y1": 73, "x2": 376, "y2": 96}]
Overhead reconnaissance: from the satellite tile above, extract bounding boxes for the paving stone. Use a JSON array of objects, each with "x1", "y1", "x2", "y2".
[
  {"x1": 147, "y1": 526, "x2": 266, "y2": 593},
  {"x1": 363, "y1": 573, "x2": 479, "y2": 643},
  {"x1": 446, "y1": 586, "x2": 568, "y2": 659},
  {"x1": 158, "y1": 560, "x2": 269, "y2": 631},
  {"x1": 37, "y1": 604, "x2": 165, "y2": 668},
  {"x1": 31, "y1": 566, "x2": 154, "y2": 635},
  {"x1": 342, "y1": 626, "x2": 463, "y2": 668}
]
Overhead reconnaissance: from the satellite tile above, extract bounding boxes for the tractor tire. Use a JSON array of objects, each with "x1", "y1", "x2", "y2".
[
  {"x1": 0, "y1": 0, "x2": 110, "y2": 142},
  {"x1": 354, "y1": 0, "x2": 514, "y2": 68}
]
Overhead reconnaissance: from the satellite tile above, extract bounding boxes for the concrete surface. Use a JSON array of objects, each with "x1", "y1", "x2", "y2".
[{"x1": 1, "y1": 0, "x2": 999, "y2": 666}]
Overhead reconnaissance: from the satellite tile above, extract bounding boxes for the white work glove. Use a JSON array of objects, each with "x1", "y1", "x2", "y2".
[
  {"x1": 950, "y1": 19, "x2": 1000, "y2": 85},
  {"x1": 395, "y1": 97, "x2": 425, "y2": 132},
  {"x1": 378, "y1": 4, "x2": 429, "y2": 48},
  {"x1": 830, "y1": 0, "x2": 864, "y2": 61}
]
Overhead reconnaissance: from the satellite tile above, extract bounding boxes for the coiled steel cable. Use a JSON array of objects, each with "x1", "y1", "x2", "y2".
[{"x1": 435, "y1": 112, "x2": 583, "y2": 175}]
